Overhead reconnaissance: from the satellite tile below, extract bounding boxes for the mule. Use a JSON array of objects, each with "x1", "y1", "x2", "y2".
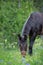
[{"x1": 18, "y1": 12, "x2": 43, "y2": 57}]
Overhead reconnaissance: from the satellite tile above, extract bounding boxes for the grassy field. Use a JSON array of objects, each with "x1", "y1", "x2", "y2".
[{"x1": 0, "y1": 38, "x2": 43, "y2": 65}]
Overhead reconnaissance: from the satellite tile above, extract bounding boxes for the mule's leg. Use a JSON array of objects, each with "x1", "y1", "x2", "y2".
[{"x1": 29, "y1": 32, "x2": 37, "y2": 55}]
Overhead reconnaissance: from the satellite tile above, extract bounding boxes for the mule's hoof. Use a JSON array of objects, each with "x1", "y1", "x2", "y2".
[
  {"x1": 29, "y1": 46, "x2": 32, "y2": 56},
  {"x1": 29, "y1": 50, "x2": 32, "y2": 56},
  {"x1": 29, "y1": 52, "x2": 32, "y2": 56}
]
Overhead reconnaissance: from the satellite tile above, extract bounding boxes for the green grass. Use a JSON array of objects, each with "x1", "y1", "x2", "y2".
[{"x1": 0, "y1": 38, "x2": 43, "y2": 65}]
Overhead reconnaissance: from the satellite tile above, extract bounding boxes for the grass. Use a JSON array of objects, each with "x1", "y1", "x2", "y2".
[{"x1": 0, "y1": 38, "x2": 43, "y2": 65}]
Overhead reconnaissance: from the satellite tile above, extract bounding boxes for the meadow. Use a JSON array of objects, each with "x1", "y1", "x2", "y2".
[
  {"x1": 0, "y1": 38, "x2": 43, "y2": 65},
  {"x1": 0, "y1": 1, "x2": 43, "y2": 65}
]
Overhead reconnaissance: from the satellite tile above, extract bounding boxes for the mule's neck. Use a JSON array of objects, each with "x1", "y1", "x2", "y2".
[{"x1": 21, "y1": 14, "x2": 33, "y2": 37}]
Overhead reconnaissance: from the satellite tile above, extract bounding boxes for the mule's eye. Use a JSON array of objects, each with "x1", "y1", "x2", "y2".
[
  {"x1": 21, "y1": 44, "x2": 23, "y2": 46},
  {"x1": 19, "y1": 44, "x2": 22, "y2": 47},
  {"x1": 21, "y1": 44, "x2": 22, "y2": 47}
]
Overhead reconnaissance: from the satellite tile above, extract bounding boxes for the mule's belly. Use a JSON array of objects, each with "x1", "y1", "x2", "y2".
[
  {"x1": 38, "y1": 26, "x2": 43, "y2": 35},
  {"x1": 41, "y1": 29, "x2": 43, "y2": 35},
  {"x1": 40, "y1": 24, "x2": 43, "y2": 35}
]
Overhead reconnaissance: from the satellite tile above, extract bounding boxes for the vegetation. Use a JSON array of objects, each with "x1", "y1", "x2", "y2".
[
  {"x1": 0, "y1": 0, "x2": 43, "y2": 65},
  {"x1": 0, "y1": 0, "x2": 37, "y2": 48}
]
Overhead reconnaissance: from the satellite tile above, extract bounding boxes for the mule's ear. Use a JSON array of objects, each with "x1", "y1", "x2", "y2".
[
  {"x1": 17, "y1": 34, "x2": 21, "y2": 40},
  {"x1": 24, "y1": 35, "x2": 27, "y2": 40}
]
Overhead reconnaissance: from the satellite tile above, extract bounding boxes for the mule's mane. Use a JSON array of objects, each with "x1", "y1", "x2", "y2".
[
  {"x1": 21, "y1": 18, "x2": 28, "y2": 36},
  {"x1": 21, "y1": 17, "x2": 29, "y2": 36},
  {"x1": 21, "y1": 14, "x2": 32, "y2": 36}
]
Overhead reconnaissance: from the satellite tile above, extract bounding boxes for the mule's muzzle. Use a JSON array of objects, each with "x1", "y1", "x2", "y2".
[{"x1": 21, "y1": 51, "x2": 26, "y2": 57}]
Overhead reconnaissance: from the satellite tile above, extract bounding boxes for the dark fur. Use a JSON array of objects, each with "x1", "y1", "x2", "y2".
[{"x1": 18, "y1": 12, "x2": 43, "y2": 55}]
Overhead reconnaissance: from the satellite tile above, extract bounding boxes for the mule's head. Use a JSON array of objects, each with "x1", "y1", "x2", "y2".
[{"x1": 18, "y1": 34, "x2": 27, "y2": 57}]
